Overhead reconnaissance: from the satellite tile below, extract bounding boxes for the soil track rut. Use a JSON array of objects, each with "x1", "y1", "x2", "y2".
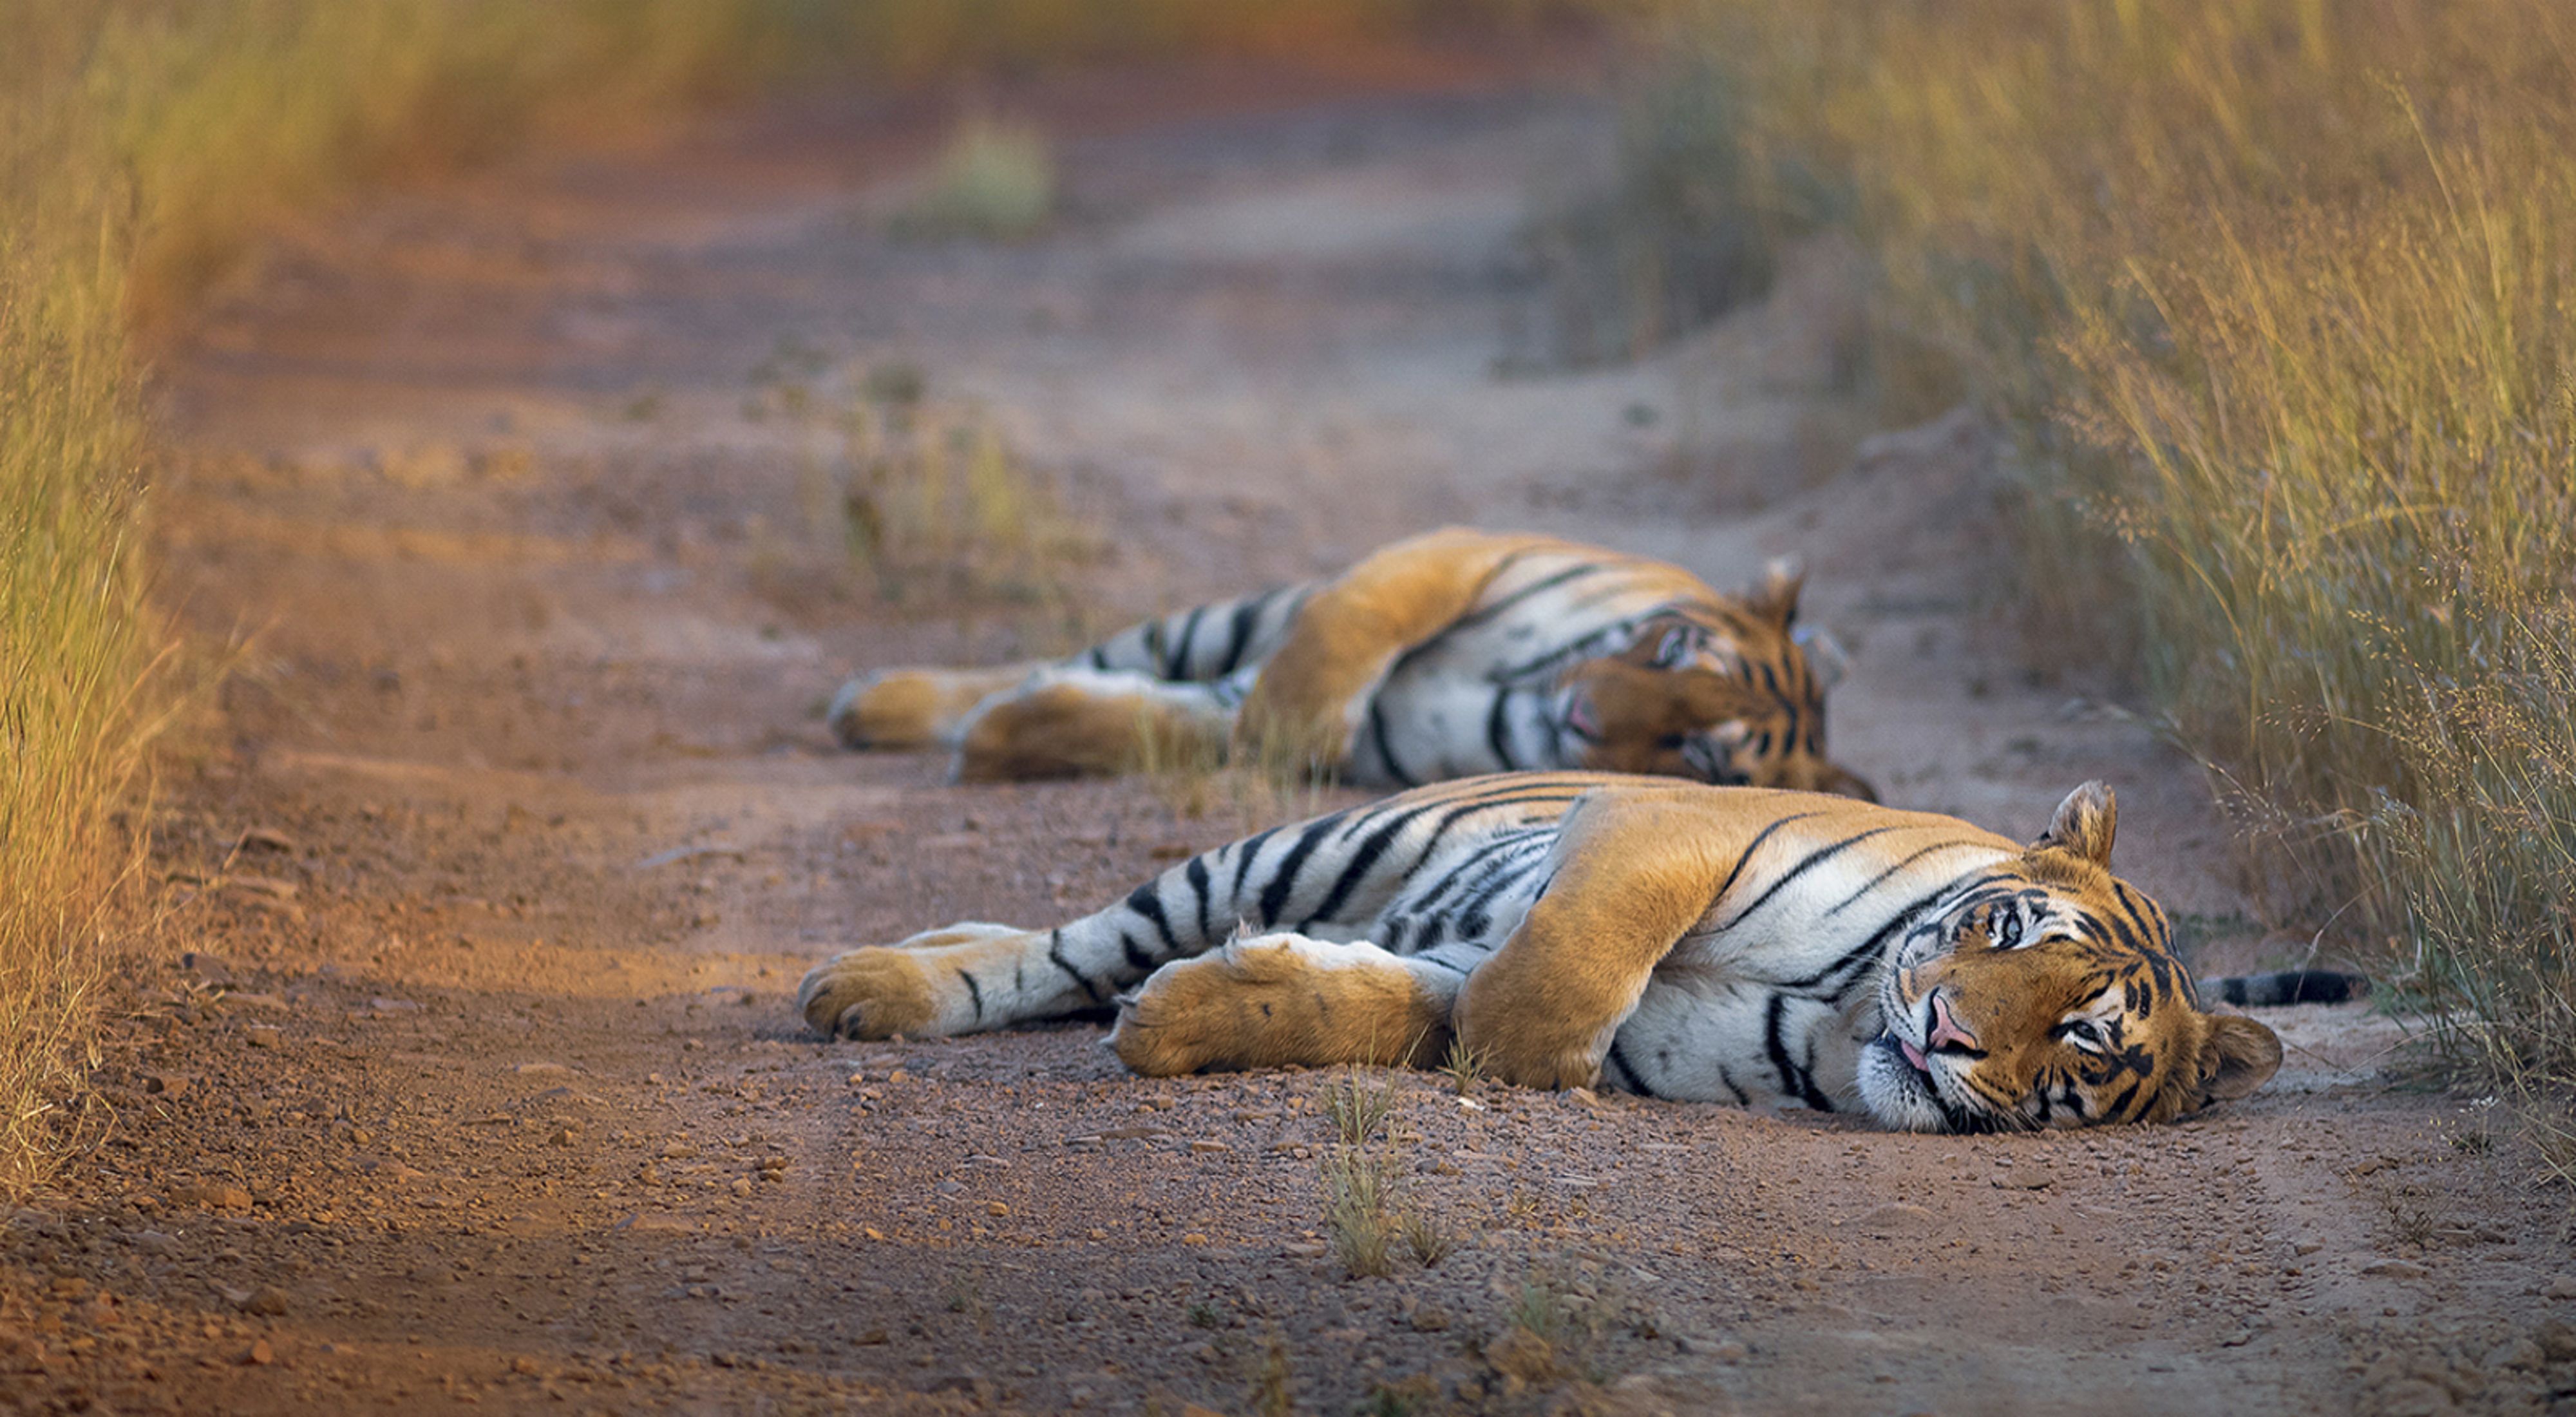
[{"x1": 6, "y1": 57, "x2": 2570, "y2": 1417}]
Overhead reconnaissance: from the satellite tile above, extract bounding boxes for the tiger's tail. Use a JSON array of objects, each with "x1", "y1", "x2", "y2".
[{"x1": 2202, "y1": 970, "x2": 2372, "y2": 1007}]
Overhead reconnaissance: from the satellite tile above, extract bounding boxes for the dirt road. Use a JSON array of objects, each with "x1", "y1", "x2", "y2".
[{"x1": 5, "y1": 56, "x2": 2570, "y2": 1417}]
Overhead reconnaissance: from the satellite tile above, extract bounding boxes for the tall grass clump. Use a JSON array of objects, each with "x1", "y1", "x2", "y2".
[
  {"x1": 1626, "y1": 0, "x2": 2576, "y2": 1145},
  {"x1": 0, "y1": 228, "x2": 160, "y2": 1200}
]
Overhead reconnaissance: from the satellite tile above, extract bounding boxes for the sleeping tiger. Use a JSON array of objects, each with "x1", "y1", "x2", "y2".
[
  {"x1": 797, "y1": 772, "x2": 2285, "y2": 1132},
  {"x1": 828, "y1": 527, "x2": 1876, "y2": 799}
]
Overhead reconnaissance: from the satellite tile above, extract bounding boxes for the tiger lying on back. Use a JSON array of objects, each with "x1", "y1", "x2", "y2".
[
  {"x1": 797, "y1": 773, "x2": 2284, "y2": 1132},
  {"x1": 829, "y1": 527, "x2": 1875, "y2": 798}
]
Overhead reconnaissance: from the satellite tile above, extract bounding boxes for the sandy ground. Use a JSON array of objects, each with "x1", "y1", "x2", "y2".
[{"x1": 5, "y1": 55, "x2": 2573, "y2": 1417}]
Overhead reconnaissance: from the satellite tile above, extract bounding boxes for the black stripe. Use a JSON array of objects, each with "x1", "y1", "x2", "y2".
[
  {"x1": 1368, "y1": 698, "x2": 1418, "y2": 788},
  {"x1": 1228, "y1": 826, "x2": 1282, "y2": 902},
  {"x1": 1088, "y1": 645, "x2": 1112, "y2": 670},
  {"x1": 1047, "y1": 929, "x2": 1106, "y2": 1005},
  {"x1": 1765, "y1": 994, "x2": 1833, "y2": 1110},
  {"x1": 2103, "y1": 1077, "x2": 2143, "y2": 1121},
  {"x1": 1406, "y1": 830, "x2": 1537, "y2": 914},
  {"x1": 1125, "y1": 882, "x2": 1179, "y2": 956},
  {"x1": 1258, "y1": 812, "x2": 1349, "y2": 926},
  {"x1": 1703, "y1": 813, "x2": 1826, "y2": 918},
  {"x1": 1716, "y1": 1065, "x2": 1750, "y2": 1106},
  {"x1": 1457, "y1": 852, "x2": 1544, "y2": 939},
  {"x1": 1607, "y1": 1040, "x2": 1659, "y2": 1098},
  {"x1": 1824, "y1": 840, "x2": 1974, "y2": 917},
  {"x1": 1170, "y1": 605, "x2": 1208, "y2": 678},
  {"x1": 1217, "y1": 596, "x2": 1265, "y2": 675},
  {"x1": 1302, "y1": 804, "x2": 1435, "y2": 928},
  {"x1": 1718, "y1": 826, "x2": 1902, "y2": 929},
  {"x1": 1186, "y1": 857, "x2": 1214, "y2": 947},
  {"x1": 1782, "y1": 883, "x2": 1961, "y2": 990},
  {"x1": 1445, "y1": 560, "x2": 1598, "y2": 631},
  {"x1": 957, "y1": 969, "x2": 985, "y2": 1022},
  {"x1": 1410, "y1": 786, "x2": 1585, "y2": 862},
  {"x1": 1117, "y1": 931, "x2": 1156, "y2": 973},
  {"x1": 1484, "y1": 690, "x2": 1518, "y2": 770}
]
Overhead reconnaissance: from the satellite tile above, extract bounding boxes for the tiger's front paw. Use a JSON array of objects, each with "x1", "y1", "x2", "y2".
[
  {"x1": 1451, "y1": 991, "x2": 1605, "y2": 1092},
  {"x1": 797, "y1": 947, "x2": 937, "y2": 1040},
  {"x1": 1108, "y1": 935, "x2": 1443, "y2": 1076}
]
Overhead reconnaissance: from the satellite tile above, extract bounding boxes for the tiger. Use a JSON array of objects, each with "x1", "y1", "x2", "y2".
[
  {"x1": 827, "y1": 526, "x2": 1877, "y2": 799},
  {"x1": 795, "y1": 772, "x2": 2285, "y2": 1132}
]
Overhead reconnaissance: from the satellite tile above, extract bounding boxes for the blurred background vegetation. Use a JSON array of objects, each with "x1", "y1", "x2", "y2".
[{"x1": 6, "y1": 0, "x2": 2572, "y2": 1190}]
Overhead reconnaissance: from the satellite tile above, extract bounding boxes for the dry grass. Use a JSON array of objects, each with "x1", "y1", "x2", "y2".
[
  {"x1": 1630, "y1": 0, "x2": 2576, "y2": 1161},
  {"x1": 896, "y1": 118, "x2": 1057, "y2": 242},
  {"x1": 1314, "y1": 1067, "x2": 1465, "y2": 1278},
  {"x1": 1323, "y1": 1065, "x2": 1398, "y2": 1146},
  {"x1": 1319, "y1": 1145, "x2": 1399, "y2": 1278},
  {"x1": 1439, "y1": 1036, "x2": 1487, "y2": 1096},
  {"x1": 822, "y1": 389, "x2": 1097, "y2": 620}
]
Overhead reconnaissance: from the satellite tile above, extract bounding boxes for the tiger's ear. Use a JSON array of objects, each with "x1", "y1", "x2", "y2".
[
  {"x1": 2032, "y1": 781, "x2": 2117, "y2": 866},
  {"x1": 1792, "y1": 624, "x2": 1849, "y2": 691},
  {"x1": 1747, "y1": 558, "x2": 1804, "y2": 631},
  {"x1": 2192, "y1": 1014, "x2": 2282, "y2": 1107}
]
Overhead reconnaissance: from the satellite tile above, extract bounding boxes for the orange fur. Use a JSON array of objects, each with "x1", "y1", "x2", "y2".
[
  {"x1": 831, "y1": 663, "x2": 1039, "y2": 748},
  {"x1": 1110, "y1": 935, "x2": 1450, "y2": 1076},
  {"x1": 956, "y1": 683, "x2": 1227, "y2": 781},
  {"x1": 1231, "y1": 528, "x2": 1567, "y2": 766}
]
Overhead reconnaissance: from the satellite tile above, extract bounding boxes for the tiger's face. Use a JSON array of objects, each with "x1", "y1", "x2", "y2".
[
  {"x1": 1857, "y1": 782, "x2": 2282, "y2": 1133},
  {"x1": 1558, "y1": 571, "x2": 1877, "y2": 801}
]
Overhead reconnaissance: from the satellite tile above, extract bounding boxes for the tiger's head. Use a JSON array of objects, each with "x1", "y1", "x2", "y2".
[
  {"x1": 1558, "y1": 567, "x2": 1878, "y2": 801},
  {"x1": 1857, "y1": 781, "x2": 2282, "y2": 1132}
]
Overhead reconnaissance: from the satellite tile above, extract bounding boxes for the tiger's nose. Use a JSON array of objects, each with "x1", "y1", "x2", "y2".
[{"x1": 1927, "y1": 993, "x2": 1982, "y2": 1054}]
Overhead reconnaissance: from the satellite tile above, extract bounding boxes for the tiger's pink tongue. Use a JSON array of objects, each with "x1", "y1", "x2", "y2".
[{"x1": 1900, "y1": 1038, "x2": 1931, "y2": 1072}]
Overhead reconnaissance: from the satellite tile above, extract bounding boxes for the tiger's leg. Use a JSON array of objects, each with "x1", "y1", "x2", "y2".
[
  {"x1": 800, "y1": 788, "x2": 1459, "y2": 1040},
  {"x1": 1232, "y1": 528, "x2": 1552, "y2": 770},
  {"x1": 828, "y1": 580, "x2": 1305, "y2": 760},
  {"x1": 1108, "y1": 933, "x2": 1460, "y2": 1076},
  {"x1": 799, "y1": 821, "x2": 1258, "y2": 1039},
  {"x1": 951, "y1": 669, "x2": 1237, "y2": 783},
  {"x1": 1075, "y1": 584, "x2": 1312, "y2": 683},
  {"x1": 1452, "y1": 786, "x2": 1772, "y2": 1089},
  {"x1": 827, "y1": 663, "x2": 1042, "y2": 749}
]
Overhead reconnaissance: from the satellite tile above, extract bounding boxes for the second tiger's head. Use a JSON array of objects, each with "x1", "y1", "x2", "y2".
[{"x1": 1558, "y1": 567, "x2": 1877, "y2": 801}]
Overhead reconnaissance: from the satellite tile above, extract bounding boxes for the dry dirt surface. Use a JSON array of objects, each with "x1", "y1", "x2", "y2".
[{"x1": 7, "y1": 55, "x2": 2574, "y2": 1417}]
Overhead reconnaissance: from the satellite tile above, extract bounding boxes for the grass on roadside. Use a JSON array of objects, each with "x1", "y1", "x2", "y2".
[{"x1": 1618, "y1": 0, "x2": 2576, "y2": 1166}]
